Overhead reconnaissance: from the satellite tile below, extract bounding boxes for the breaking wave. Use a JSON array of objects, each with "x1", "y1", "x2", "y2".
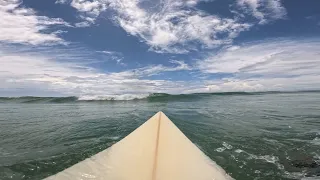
[{"x1": 0, "y1": 91, "x2": 319, "y2": 103}]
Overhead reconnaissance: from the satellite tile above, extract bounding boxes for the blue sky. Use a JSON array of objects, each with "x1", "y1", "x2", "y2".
[{"x1": 1, "y1": 0, "x2": 320, "y2": 99}]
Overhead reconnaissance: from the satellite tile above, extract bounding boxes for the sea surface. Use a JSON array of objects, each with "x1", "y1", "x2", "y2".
[{"x1": 0, "y1": 92, "x2": 320, "y2": 180}]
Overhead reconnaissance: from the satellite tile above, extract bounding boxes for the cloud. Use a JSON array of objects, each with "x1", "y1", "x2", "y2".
[
  {"x1": 236, "y1": 0, "x2": 286, "y2": 24},
  {"x1": 75, "y1": 21, "x2": 91, "y2": 27},
  {"x1": 197, "y1": 39, "x2": 320, "y2": 91},
  {"x1": 52, "y1": 30, "x2": 68, "y2": 34},
  {"x1": 68, "y1": 0, "x2": 251, "y2": 53},
  {"x1": 305, "y1": 15, "x2": 320, "y2": 26},
  {"x1": 0, "y1": 0, "x2": 70, "y2": 45},
  {"x1": 132, "y1": 60, "x2": 192, "y2": 77},
  {"x1": 97, "y1": 50, "x2": 125, "y2": 65},
  {"x1": 98, "y1": 50, "x2": 123, "y2": 56},
  {"x1": 170, "y1": 60, "x2": 192, "y2": 71},
  {"x1": 69, "y1": 0, "x2": 107, "y2": 25},
  {"x1": 71, "y1": 0, "x2": 105, "y2": 13},
  {"x1": 55, "y1": 0, "x2": 69, "y2": 4},
  {"x1": 0, "y1": 46, "x2": 194, "y2": 97},
  {"x1": 65, "y1": 0, "x2": 288, "y2": 53},
  {"x1": 1, "y1": 39, "x2": 320, "y2": 97},
  {"x1": 52, "y1": 0, "x2": 288, "y2": 53},
  {"x1": 112, "y1": 0, "x2": 252, "y2": 53}
]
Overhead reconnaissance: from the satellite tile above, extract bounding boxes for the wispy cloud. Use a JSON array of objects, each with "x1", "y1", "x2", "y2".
[
  {"x1": 0, "y1": 0, "x2": 70, "y2": 45},
  {"x1": 0, "y1": 46, "x2": 194, "y2": 97},
  {"x1": 74, "y1": 21, "x2": 91, "y2": 28},
  {"x1": 236, "y1": 0, "x2": 286, "y2": 24},
  {"x1": 55, "y1": 0, "x2": 69, "y2": 4},
  {"x1": 97, "y1": 50, "x2": 125, "y2": 65},
  {"x1": 69, "y1": 0, "x2": 107, "y2": 26},
  {"x1": 132, "y1": 60, "x2": 192, "y2": 77},
  {"x1": 305, "y1": 15, "x2": 320, "y2": 26},
  {"x1": 98, "y1": 50, "x2": 121, "y2": 55},
  {"x1": 197, "y1": 39, "x2": 320, "y2": 91},
  {"x1": 1, "y1": 39, "x2": 320, "y2": 96}
]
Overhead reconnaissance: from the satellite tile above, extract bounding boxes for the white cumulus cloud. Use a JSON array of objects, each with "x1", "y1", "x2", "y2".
[
  {"x1": 112, "y1": 0, "x2": 252, "y2": 53},
  {"x1": 68, "y1": 0, "x2": 251, "y2": 53},
  {"x1": 63, "y1": 0, "x2": 290, "y2": 53}
]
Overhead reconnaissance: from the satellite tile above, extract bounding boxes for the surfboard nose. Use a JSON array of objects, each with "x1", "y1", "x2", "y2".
[{"x1": 46, "y1": 111, "x2": 233, "y2": 180}]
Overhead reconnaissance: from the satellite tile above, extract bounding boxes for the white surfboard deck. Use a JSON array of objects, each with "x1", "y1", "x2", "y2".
[{"x1": 46, "y1": 111, "x2": 233, "y2": 180}]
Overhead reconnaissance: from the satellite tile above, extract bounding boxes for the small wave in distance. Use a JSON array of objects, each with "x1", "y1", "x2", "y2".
[{"x1": 0, "y1": 90, "x2": 319, "y2": 103}]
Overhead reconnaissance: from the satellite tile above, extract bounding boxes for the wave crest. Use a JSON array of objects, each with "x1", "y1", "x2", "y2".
[
  {"x1": 1, "y1": 91, "x2": 318, "y2": 103},
  {"x1": 78, "y1": 94, "x2": 149, "y2": 101}
]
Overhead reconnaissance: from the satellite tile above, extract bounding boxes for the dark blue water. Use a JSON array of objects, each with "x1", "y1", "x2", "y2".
[{"x1": 1, "y1": 92, "x2": 320, "y2": 180}]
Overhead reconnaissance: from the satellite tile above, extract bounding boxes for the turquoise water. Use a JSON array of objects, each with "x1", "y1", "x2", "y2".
[{"x1": 1, "y1": 92, "x2": 320, "y2": 180}]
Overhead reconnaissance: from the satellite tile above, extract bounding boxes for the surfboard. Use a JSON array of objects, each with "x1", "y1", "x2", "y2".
[{"x1": 45, "y1": 111, "x2": 233, "y2": 180}]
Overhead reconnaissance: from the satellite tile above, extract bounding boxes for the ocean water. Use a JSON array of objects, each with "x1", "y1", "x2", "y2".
[{"x1": 0, "y1": 92, "x2": 320, "y2": 180}]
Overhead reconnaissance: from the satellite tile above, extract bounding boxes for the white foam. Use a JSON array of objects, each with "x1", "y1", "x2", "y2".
[
  {"x1": 107, "y1": 136, "x2": 121, "y2": 140},
  {"x1": 301, "y1": 178, "x2": 320, "y2": 180},
  {"x1": 234, "y1": 149, "x2": 285, "y2": 170},
  {"x1": 215, "y1": 147, "x2": 226, "y2": 152},
  {"x1": 283, "y1": 171, "x2": 306, "y2": 179},
  {"x1": 249, "y1": 154, "x2": 285, "y2": 170},
  {"x1": 78, "y1": 94, "x2": 149, "y2": 101},
  {"x1": 222, "y1": 142, "x2": 233, "y2": 150},
  {"x1": 234, "y1": 149, "x2": 244, "y2": 153},
  {"x1": 311, "y1": 137, "x2": 320, "y2": 145},
  {"x1": 215, "y1": 142, "x2": 233, "y2": 153},
  {"x1": 254, "y1": 170, "x2": 261, "y2": 174},
  {"x1": 313, "y1": 153, "x2": 320, "y2": 163}
]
